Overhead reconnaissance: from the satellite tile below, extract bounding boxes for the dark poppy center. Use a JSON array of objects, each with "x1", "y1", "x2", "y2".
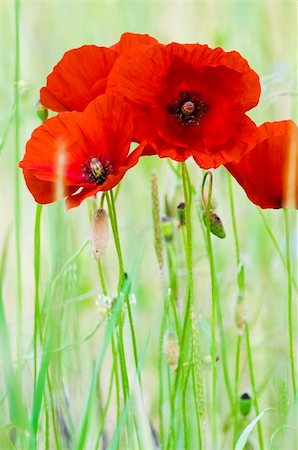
[
  {"x1": 81, "y1": 157, "x2": 113, "y2": 185},
  {"x1": 167, "y1": 91, "x2": 207, "y2": 126}
]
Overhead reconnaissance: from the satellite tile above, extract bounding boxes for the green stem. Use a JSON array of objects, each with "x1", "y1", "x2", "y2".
[
  {"x1": 14, "y1": 0, "x2": 22, "y2": 393},
  {"x1": 181, "y1": 162, "x2": 205, "y2": 440},
  {"x1": 107, "y1": 190, "x2": 140, "y2": 379},
  {"x1": 258, "y1": 209, "x2": 298, "y2": 292},
  {"x1": 166, "y1": 278, "x2": 192, "y2": 450},
  {"x1": 93, "y1": 363, "x2": 115, "y2": 450},
  {"x1": 158, "y1": 307, "x2": 166, "y2": 446},
  {"x1": 47, "y1": 376, "x2": 61, "y2": 450},
  {"x1": 97, "y1": 259, "x2": 108, "y2": 296},
  {"x1": 227, "y1": 173, "x2": 240, "y2": 266},
  {"x1": 284, "y1": 209, "x2": 297, "y2": 398},
  {"x1": 245, "y1": 323, "x2": 264, "y2": 450},
  {"x1": 202, "y1": 172, "x2": 217, "y2": 448},
  {"x1": 107, "y1": 190, "x2": 141, "y2": 445},
  {"x1": 116, "y1": 316, "x2": 130, "y2": 401},
  {"x1": 106, "y1": 191, "x2": 124, "y2": 285},
  {"x1": 233, "y1": 335, "x2": 241, "y2": 447},
  {"x1": 182, "y1": 365, "x2": 191, "y2": 450},
  {"x1": 191, "y1": 365, "x2": 202, "y2": 449},
  {"x1": 33, "y1": 205, "x2": 43, "y2": 390},
  {"x1": 111, "y1": 336, "x2": 121, "y2": 422}
]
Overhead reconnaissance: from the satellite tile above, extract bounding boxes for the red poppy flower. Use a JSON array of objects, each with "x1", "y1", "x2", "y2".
[
  {"x1": 226, "y1": 120, "x2": 298, "y2": 209},
  {"x1": 40, "y1": 32, "x2": 157, "y2": 113},
  {"x1": 19, "y1": 94, "x2": 143, "y2": 209},
  {"x1": 107, "y1": 42, "x2": 260, "y2": 167}
]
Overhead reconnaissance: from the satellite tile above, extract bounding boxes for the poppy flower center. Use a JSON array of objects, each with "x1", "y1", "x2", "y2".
[
  {"x1": 81, "y1": 157, "x2": 113, "y2": 185},
  {"x1": 167, "y1": 91, "x2": 207, "y2": 126}
]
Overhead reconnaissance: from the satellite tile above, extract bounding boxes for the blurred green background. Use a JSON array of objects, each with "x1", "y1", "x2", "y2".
[{"x1": 0, "y1": 1, "x2": 297, "y2": 449}]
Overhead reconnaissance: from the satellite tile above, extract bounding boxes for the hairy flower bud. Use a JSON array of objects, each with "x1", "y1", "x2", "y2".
[
  {"x1": 177, "y1": 202, "x2": 186, "y2": 226},
  {"x1": 90, "y1": 208, "x2": 109, "y2": 260},
  {"x1": 161, "y1": 216, "x2": 174, "y2": 242},
  {"x1": 202, "y1": 210, "x2": 226, "y2": 239},
  {"x1": 239, "y1": 392, "x2": 252, "y2": 417},
  {"x1": 36, "y1": 101, "x2": 49, "y2": 123}
]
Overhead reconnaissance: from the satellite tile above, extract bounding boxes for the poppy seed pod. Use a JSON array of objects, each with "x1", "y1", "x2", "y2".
[
  {"x1": 90, "y1": 208, "x2": 109, "y2": 260},
  {"x1": 239, "y1": 392, "x2": 252, "y2": 417}
]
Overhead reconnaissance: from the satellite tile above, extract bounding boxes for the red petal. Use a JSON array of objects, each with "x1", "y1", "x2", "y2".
[
  {"x1": 226, "y1": 120, "x2": 298, "y2": 209},
  {"x1": 22, "y1": 168, "x2": 77, "y2": 204},
  {"x1": 110, "y1": 32, "x2": 158, "y2": 54},
  {"x1": 107, "y1": 42, "x2": 260, "y2": 111},
  {"x1": 40, "y1": 46, "x2": 118, "y2": 112}
]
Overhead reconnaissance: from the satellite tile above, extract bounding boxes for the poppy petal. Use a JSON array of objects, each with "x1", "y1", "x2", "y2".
[
  {"x1": 110, "y1": 32, "x2": 158, "y2": 54},
  {"x1": 22, "y1": 168, "x2": 77, "y2": 204},
  {"x1": 226, "y1": 120, "x2": 298, "y2": 209},
  {"x1": 107, "y1": 41, "x2": 260, "y2": 166},
  {"x1": 40, "y1": 46, "x2": 118, "y2": 112}
]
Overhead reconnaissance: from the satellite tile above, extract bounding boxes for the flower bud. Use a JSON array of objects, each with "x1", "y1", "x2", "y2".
[
  {"x1": 161, "y1": 216, "x2": 174, "y2": 242},
  {"x1": 36, "y1": 101, "x2": 48, "y2": 123},
  {"x1": 202, "y1": 210, "x2": 225, "y2": 239},
  {"x1": 239, "y1": 392, "x2": 252, "y2": 417},
  {"x1": 177, "y1": 202, "x2": 185, "y2": 226},
  {"x1": 163, "y1": 331, "x2": 179, "y2": 370},
  {"x1": 90, "y1": 208, "x2": 109, "y2": 260}
]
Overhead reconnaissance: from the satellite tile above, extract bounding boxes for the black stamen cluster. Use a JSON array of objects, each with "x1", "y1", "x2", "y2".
[
  {"x1": 167, "y1": 90, "x2": 207, "y2": 126},
  {"x1": 81, "y1": 157, "x2": 113, "y2": 185}
]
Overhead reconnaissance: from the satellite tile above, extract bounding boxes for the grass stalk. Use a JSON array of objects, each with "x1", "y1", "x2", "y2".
[
  {"x1": 227, "y1": 172, "x2": 264, "y2": 449},
  {"x1": 33, "y1": 205, "x2": 43, "y2": 389},
  {"x1": 258, "y1": 209, "x2": 298, "y2": 292},
  {"x1": 14, "y1": 0, "x2": 23, "y2": 394},
  {"x1": 284, "y1": 209, "x2": 297, "y2": 398},
  {"x1": 233, "y1": 335, "x2": 242, "y2": 446},
  {"x1": 182, "y1": 365, "x2": 191, "y2": 450},
  {"x1": 245, "y1": 323, "x2": 264, "y2": 450},
  {"x1": 107, "y1": 191, "x2": 141, "y2": 377}
]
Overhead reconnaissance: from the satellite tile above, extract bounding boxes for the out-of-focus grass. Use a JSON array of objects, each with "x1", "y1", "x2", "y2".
[{"x1": 0, "y1": 1, "x2": 297, "y2": 449}]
